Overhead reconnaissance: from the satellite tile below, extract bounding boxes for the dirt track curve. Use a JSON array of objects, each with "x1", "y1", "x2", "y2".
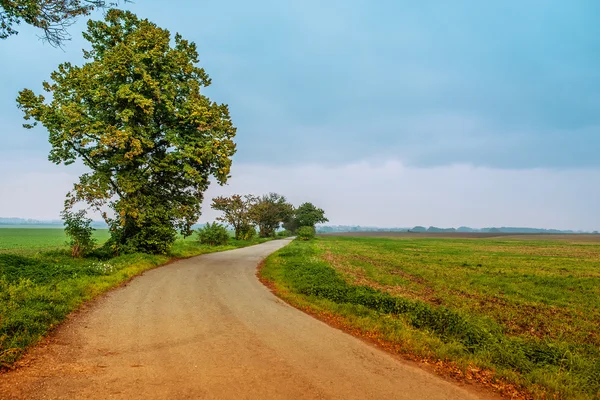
[{"x1": 0, "y1": 239, "x2": 495, "y2": 400}]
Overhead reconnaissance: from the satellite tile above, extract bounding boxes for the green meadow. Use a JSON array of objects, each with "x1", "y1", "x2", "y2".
[
  {"x1": 261, "y1": 236, "x2": 600, "y2": 399},
  {"x1": 0, "y1": 228, "x2": 111, "y2": 255}
]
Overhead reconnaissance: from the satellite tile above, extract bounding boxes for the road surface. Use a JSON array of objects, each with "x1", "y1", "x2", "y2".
[{"x1": 0, "y1": 239, "x2": 493, "y2": 399}]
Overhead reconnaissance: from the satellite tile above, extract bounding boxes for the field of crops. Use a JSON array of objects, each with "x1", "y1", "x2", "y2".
[
  {"x1": 0, "y1": 228, "x2": 111, "y2": 255},
  {"x1": 261, "y1": 235, "x2": 600, "y2": 399}
]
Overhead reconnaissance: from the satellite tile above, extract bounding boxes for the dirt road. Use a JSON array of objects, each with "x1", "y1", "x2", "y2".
[{"x1": 0, "y1": 239, "x2": 492, "y2": 399}]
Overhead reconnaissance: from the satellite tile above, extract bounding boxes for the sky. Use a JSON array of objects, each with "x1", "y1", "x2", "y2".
[{"x1": 1, "y1": 0, "x2": 599, "y2": 230}]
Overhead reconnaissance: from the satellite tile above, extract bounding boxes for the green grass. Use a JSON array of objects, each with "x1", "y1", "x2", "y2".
[
  {"x1": 261, "y1": 237, "x2": 600, "y2": 399},
  {"x1": 0, "y1": 228, "x2": 111, "y2": 255},
  {"x1": 0, "y1": 228, "x2": 272, "y2": 368}
]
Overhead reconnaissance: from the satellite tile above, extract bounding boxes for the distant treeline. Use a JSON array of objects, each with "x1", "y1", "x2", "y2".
[
  {"x1": 2, "y1": 219, "x2": 595, "y2": 234},
  {"x1": 0, "y1": 218, "x2": 61, "y2": 225},
  {"x1": 317, "y1": 225, "x2": 596, "y2": 234},
  {"x1": 0, "y1": 218, "x2": 107, "y2": 228}
]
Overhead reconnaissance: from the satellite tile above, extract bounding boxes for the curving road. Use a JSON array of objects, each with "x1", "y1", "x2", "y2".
[{"x1": 0, "y1": 239, "x2": 493, "y2": 399}]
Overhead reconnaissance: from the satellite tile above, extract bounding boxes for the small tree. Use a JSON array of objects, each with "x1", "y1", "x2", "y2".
[
  {"x1": 296, "y1": 226, "x2": 316, "y2": 241},
  {"x1": 249, "y1": 193, "x2": 293, "y2": 238},
  {"x1": 61, "y1": 208, "x2": 96, "y2": 257},
  {"x1": 211, "y1": 194, "x2": 255, "y2": 240},
  {"x1": 237, "y1": 223, "x2": 256, "y2": 240},
  {"x1": 197, "y1": 222, "x2": 229, "y2": 246}
]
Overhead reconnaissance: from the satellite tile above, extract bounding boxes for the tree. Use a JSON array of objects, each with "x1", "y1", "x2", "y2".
[
  {"x1": 296, "y1": 226, "x2": 315, "y2": 241},
  {"x1": 249, "y1": 193, "x2": 293, "y2": 238},
  {"x1": 211, "y1": 194, "x2": 256, "y2": 240},
  {"x1": 281, "y1": 214, "x2": 299, "y2": 234},
  {"x1": 1, "y1": 0, "x2": 124, "y2": 47},
  {"x1": 294, "y1": 202, "x2": 328, "y2": 228},
  {"x1": 283, "y1": 202, "x2": 328, "y2": 233},
  {"x1": 61, "y1": 208, "x2": 96, "y2": 257},
  {"x1": 17, "y1": 10, "x2": 236, "y2": 254}
]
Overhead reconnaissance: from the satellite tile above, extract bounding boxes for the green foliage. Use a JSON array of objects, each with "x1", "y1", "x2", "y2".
[
  {"x1": 296, "y1": 226, "x2": 315, "y2": 241},
  {"x1": 238, "y1": 223, "x2": 256, "y2": 241},
  {"x1": 61, "y1": 208, "x2": 96, "y2": 257},
  {"x1": 294, "y1": 202, "x2": 328, "y2": 229},
  {"x1": 276, "y1": 229, "x2": 292, "y2": 238},
  {"x1": 262, "y1": 238, "x2": 600, "y2": 399},
  {"x1": 211, "y1": 194, "x2": 255, "y2": 240},
  {"x1": 281, "y1": 219, "x2": 299, "y2": 234},
  {"x1": 249, "y1": 193, "x2": 293, "y2": 238},
  {"x1": 104, "y1": 212, "x2": 177, "y2": 255},
  {"x1": 283, "y1": 202, "x2": 328, "y2": 233},
  {"x1": 196, "y1": 222, "x2": 230, "y2": 246},
  {"x1": 17, "y1": 10, "x2": 236, "y2": 254},
  {"x1": 0, "y1": 0, "x2": 120, "y2": 46}
]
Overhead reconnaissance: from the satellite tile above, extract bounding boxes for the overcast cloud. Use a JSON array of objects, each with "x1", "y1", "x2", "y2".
[{"x1": 0, "y1": 0, "x2": 598, "y2": 229}]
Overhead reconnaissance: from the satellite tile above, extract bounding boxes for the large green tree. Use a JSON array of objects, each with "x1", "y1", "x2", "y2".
[
  {"x1": 295, "y1": 202, "x2": 328, "y2": 229},
  {"x1": 1, "y1": 0, "x2": 122, "y2": 46},
  {"x1": 249, "y1": 193, "x2": 293, "y2": 238},
  {"x1": 283, "y1": 202, "x2": 328, "y2": 233},
  {"x1": 295, "y1": 202, "x2": 328, "y2": 228},
  {"x1": 17, "y1": 10, "x2": 236, "y2": 254},
  {"x1": 211, "y1": 194, "x2": 256, "y2": 240}
]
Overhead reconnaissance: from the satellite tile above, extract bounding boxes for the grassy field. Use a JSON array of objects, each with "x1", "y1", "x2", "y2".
[
  {"x1": 0, "y1": 227, "x2": 271, "y2": 368},
  {"x1": 261, "y1": 236, "x2": 600, "y2": 399},
  {"x1": 0, "y1": 228, "x2": 111, "y2": 255}
]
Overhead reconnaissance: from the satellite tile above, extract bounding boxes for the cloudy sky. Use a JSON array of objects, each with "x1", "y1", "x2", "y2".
[{"x1": 1, "y1": 0, "x2": 599, "y2": 230}]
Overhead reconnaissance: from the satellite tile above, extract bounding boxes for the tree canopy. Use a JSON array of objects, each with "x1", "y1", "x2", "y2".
[
  {"x1": 283, "y1": 202, "x2": 328, "y2": 233},
  {"x1": 0, "y1": 0, "x2": 122, "y2": 46},
  {"x1": 17, "y1": 10, "x2": 236, "y2": 253},
  {"x1": 249, "y1": 193, "x2": 293, "y2": 238},
  {"x1": 211, "y1": 194, "x2": 256, "y2": 240},
  {"x1": 294, "y1": 202, "x2": 328, "y2": 228}
]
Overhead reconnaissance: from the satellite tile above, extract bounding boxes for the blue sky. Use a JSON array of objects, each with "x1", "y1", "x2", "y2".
[{"x1": 1, "y1": 0, "x2": 599, "y2": 229}]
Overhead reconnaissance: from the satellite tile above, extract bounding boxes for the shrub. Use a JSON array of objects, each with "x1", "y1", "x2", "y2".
[
  {"x1": 277, "y1": 230, "x2": 292, "y2": 238},
  {"x1": 197, "y1": 222, "x2": 230, "y2": 246},
  {"x1": 297, "y1": 226, "x2": 316, "y2": 241},
  {"x1": 238, "y1": 223, "x2": 256, "y2": 241},
  {"x1": 61, "y1": 209, "x2": 96, "y2": 258}
]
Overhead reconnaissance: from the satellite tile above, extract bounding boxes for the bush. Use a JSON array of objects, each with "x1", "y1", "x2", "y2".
[
  {"x1": 277, "y1": 230, "x2": 292, "y2": 238},
  {"x1": 238, "y1": 223, "x2": 256, "y2": 241},
  {"x1": 61, "y1": 209, "x2": 96, "y2": 258},
  {"x1": 107, "y1": 216, "x2": 177, "y2": 255},
  {"x1": 297, "y1": 226, "x2": 316, "y2": 241},
  {"x1": 197, "y1": 222, "x2": 230, "y2": 246}
]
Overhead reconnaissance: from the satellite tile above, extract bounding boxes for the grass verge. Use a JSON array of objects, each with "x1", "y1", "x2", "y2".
[
  {"x1": 0, "y1": 236, "x2": 272, "y2": 368},
  {"x1": 259, "y1": 238, "x2": 600, "y2": 400}
]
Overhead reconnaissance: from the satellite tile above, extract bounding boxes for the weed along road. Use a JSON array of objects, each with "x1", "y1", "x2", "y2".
[{"x1": 0, "y1": 239, "x2": 492, "y2": 400}]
